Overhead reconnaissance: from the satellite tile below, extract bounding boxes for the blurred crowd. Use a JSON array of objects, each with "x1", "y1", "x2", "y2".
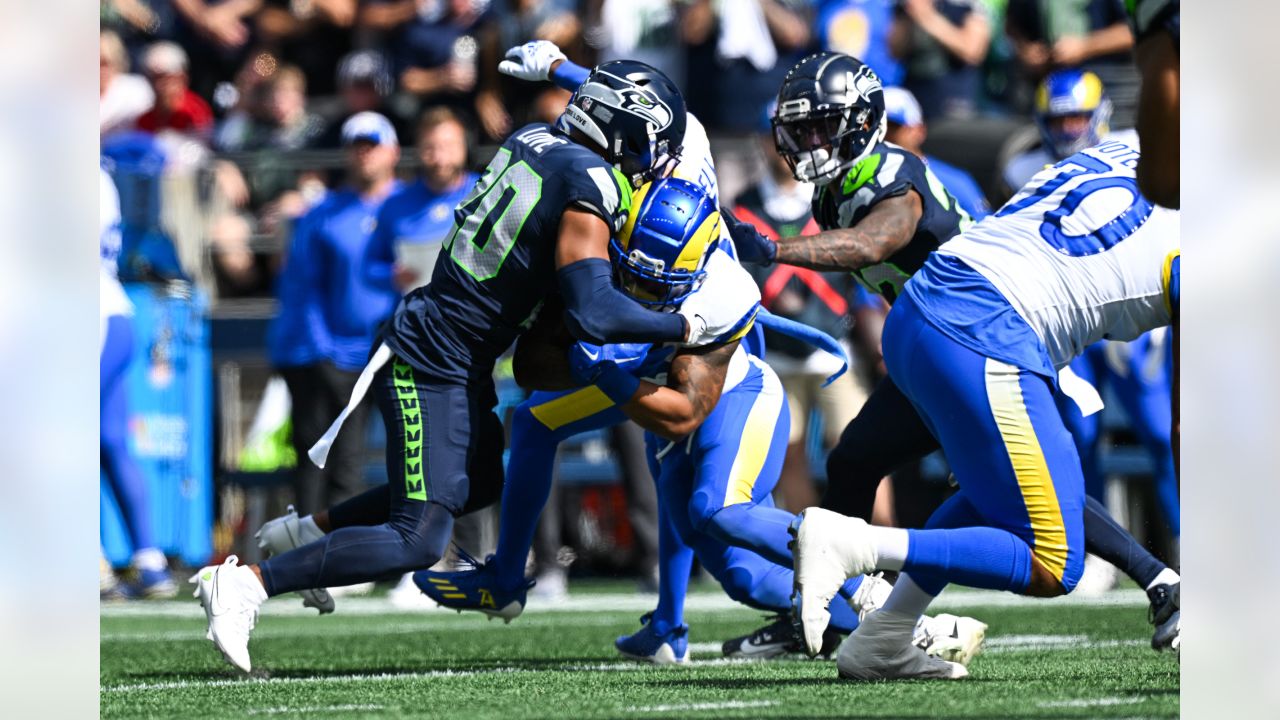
[{"x1": 101, "y1": 0, "x2": 1168, "y2": 592}]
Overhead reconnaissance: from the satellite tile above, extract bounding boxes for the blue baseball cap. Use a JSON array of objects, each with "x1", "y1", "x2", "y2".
[
  {"x1": 341, "y1": 111, "x2": 398, "y2": 147},
  {"x1": 883, "y1": 87, "x2": 923, "y2": 128}
]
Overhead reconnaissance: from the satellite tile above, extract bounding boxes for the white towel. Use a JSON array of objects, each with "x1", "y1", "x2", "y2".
[
  {"x1": 716, "y1": 0, "x2": 777, "y2": 72},
  {"x1": 308, "y1": 343, "x2": 393, "y2": 468}
]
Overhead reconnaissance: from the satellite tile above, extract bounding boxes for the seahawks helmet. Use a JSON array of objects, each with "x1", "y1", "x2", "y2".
[
  {"x1": 772, "y1": 53, "x2": 886, "y2": 185},
  {"x1": 610, "y1": 177, "x2": 719, "y2": 311},
  {"x1": 558, "y1": 60, "x2": 687, "y2": 188},
  {"x1": 1035, "y1": 69, "x2": 1112, "y2": 160}
]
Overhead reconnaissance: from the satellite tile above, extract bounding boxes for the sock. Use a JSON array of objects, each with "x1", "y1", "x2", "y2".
[
  {"x1": 880, "y1": 573, "x2": 936, "y2": 619},
  {"x1": 131, "y1": 547, "x2": 168, "y2": 572},
  {"x1": 1146, "y1": 568, "x2": 1180, "y2": 591},
  {"x1": 902, "y1": 527, "x2": 1033, "y2": 593},
  {"x1": 869, "y1": 526, "x2": 909, "y2": 571},
  {"x1": 650, "y1": 509, "x2": 693, "y2": 635},
  {"x1": 492, "y1": 407, "x2": 562, "y2": 585},
  {"x1": 1082, "y1": 494, "x2": 1167, "y2": 589},
  {"x1": 703, "y1": 503, "x2": 795, "y2": 568}
]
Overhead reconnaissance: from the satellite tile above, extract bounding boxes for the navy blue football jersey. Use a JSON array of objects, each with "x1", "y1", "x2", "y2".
[
  {"x1": 383, "y1": 123, "x2": 633, "y2": 383},
  {"x1": 811, "y1": 141, "x2": 969, "y2": 303}
]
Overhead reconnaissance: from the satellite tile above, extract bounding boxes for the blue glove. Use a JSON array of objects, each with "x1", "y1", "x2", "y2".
[
  {"x1": 568, "y1": 342, "x2": 652, "y2": 385},
  {"x1": 721, "y1": 207, "x2": 777, "y2": 265}
]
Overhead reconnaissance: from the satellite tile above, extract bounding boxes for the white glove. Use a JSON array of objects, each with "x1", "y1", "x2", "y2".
[
  {"x1": 498, "y1": 41, "x2": 567, "y2": 83},
  {"x1": 678, "y1": 250, "x2": 762, "y2": 347}
]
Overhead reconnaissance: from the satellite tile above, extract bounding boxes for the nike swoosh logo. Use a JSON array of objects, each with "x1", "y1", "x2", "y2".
[{"x1": 582, "y1": 347, "x2": 600, "y2": 361}]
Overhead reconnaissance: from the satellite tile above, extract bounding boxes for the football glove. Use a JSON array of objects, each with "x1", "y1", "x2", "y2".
[
  {"x1": 677, "y1": 250, "x2": 762, "y2": 347},
  {"x1": 721, "y1": 206, "x2": 778, "y2": 265},
  {"x1": 568, "y1": 341, "x2": 652, "y2": 385},
  {"x1": 498, "y1": 41, "x2": 567, "y2": 83}
]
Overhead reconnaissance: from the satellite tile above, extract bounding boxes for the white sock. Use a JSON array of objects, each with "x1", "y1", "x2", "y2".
[
  {"x1": 1146, "y1": 568, "x2": 1180, "y2": 591},
  {"x1": 868, "y1": 526, "x2": 909, "y2": 571},
  {"x1": 299, "y1": 514, "x2": 324, "y2": 540},
  {"x1": 131, "y1": 547, "x2": 168, "y2": 572},
  {"x1": 880, "y1": 573, "x2": 936, "y2": 619}
]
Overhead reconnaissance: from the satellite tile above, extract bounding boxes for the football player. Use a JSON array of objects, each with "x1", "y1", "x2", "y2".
[
  {"x1": 191, "y1": 60, "x2": 760, "y2": 674},
  {"x1": 1127, "y1": 0, "x2": 1179, "y2": 209},
  {"x1": 789, "y1": 129, "x2": 1179, "y2": 679},
  {"x1": 729, "y1": 52, "x2": 1179, "y2": 655}
]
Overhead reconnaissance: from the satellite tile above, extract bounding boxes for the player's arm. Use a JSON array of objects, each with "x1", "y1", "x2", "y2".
[
  {"x1": 1134, "y1": 31, "x2": 1179, "y2": 209},
  {"x1": 726, "y1": 191, "x2": 922, "y2": 271},
  {"x1": 610, "y1": 341, "x2": 738, "y2": 442},
  {"x1": 555, "y1": 208, "x2": 689, "y2": 344}
]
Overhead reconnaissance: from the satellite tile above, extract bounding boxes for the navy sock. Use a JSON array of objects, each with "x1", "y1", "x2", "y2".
[
  {"x1": 902, "y1": 527, "x2": 1033, "y2": 593},
  {"x1": 1083, "y1": 494, "x2": 1167, "y2": 587},
  {"x1": 262, "y1": 502, "x2": 454, "y2": 596}
]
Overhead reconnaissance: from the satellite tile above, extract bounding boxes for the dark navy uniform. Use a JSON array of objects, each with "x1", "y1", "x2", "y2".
[
  {"x1": 811, "y1": 141, "x2": 969, "y2": 304},
  {"x1": 816, "y1": 141, "x2": 969, "y2": 522}
]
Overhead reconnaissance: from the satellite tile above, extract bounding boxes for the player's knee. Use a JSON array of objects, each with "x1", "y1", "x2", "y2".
[
  {"x1": 686, "y1": 495, "x2": 719, "y2": 535},
  {"x1": 719, "y1": 566, "x2": 758, "y2": 605},
  {"x1": 1025, "y1": 552, "x2": 1079, "y2": 598}
]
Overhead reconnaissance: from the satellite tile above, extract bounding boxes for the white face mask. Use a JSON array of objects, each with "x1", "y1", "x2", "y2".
[{"x1": 792, "y1": 147, "x2": 842, "y2": 184}]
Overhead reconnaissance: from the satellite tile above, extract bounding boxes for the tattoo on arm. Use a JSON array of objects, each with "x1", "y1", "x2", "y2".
[
  {"x1": 773, "y1": 191, "x2": 921, "y2": 271},
  {"x1": 667, "y1": 340, "x2": 738, "y2": 426}
]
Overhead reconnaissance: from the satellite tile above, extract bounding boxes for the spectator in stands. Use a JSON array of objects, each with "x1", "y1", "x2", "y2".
[
  {"x1": 813, "y1": 0, "x2": 903, "y2": 87},
  {"x1": 369, "y1": 107, "x2": 478, "y2": 294},
  {"x1": 254, "y1": 0, "x2": 357, "y2": 97},
  {"x1": 889, "y1": 0, "x2": 991, "y2": 119},
  {"x1": 736, "y1": 123, "x2": 868, "y2": 513},
  {"x1": 586, "y1": 0, "x2": 685, "y2": 88},
  {"x1": 216, "y1": 64, "x2": 324, "y2": 152},
  {"x1": 170, "y1": 0, "x2": 259, "y2": 98},
  {"x1": 136, "y1": 42, "x2": 215, "y2": 142},
  {"x1": 882, "y1": 86, "x2": 990, "y2": 219},
  {"x1": 312, "y1": 50, "x2": 412, "y2": 149},
  {"x1": 101, "y1": 30, "x2": 155, "y2": 138},
  {"x1": 476, "y1": 0, "x2": 581, "y2": 140},
  {"x1": 680, "y1": 0, "x2": 813, "y2": 132},
  {"x1": 268, "y1": 112, "x2": 404, "y2": 514},
  {"x1": 359, "y1": 0, "x2": 489, "y2": 117},
  {"x1": 1005, "y1": 0, "x2": 1136, "y2": 123}
]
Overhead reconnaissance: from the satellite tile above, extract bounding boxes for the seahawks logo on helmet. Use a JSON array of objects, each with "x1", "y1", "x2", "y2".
[{"x1": 849, "y1": 65, "x2": 883, "y2": 103}]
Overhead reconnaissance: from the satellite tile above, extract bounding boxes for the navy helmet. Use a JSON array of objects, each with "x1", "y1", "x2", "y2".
[
  {"x1": 611, "y1": 177, "x2": 719, "y2": 311},
  {"x1": 772, "y1": 52, "x2": 886, "y2": 185},
  {"x1": 558, "y1": 60, "x2": 687, "y2": 188}
]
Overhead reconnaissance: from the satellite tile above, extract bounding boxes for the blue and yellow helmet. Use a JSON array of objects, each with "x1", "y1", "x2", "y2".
[
  {"x1": 1034, "y1": 69, "x2": 1112, "y2": 159},
  {"x1": 610, "y1": 177, "x2": 720, "y2": 311}
]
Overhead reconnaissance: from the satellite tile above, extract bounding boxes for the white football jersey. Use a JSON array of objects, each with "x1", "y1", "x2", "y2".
[{"x1": 938, "y1": 130, "x2": 1179, "y2": 370}]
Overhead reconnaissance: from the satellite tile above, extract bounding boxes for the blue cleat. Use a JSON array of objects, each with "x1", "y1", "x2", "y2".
[
  {"x1": 615, "y1": 612, "x2": 690, "y2": 665},
  {"x1": 412, "y1": 550, "x2": 532, "y2": 623}
]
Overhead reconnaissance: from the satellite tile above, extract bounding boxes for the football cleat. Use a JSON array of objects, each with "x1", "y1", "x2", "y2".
[
  {"x1": 848, "y1": 573, "x2": 893, "y2": 621},
  {"x1": 789, "y1": 509, "x2": 879, "y2": 656},
  {"x1": 1148, "y1": 581, "x2": 1180, "y2": 655},
  {"x1": 722, "y1": 612, "x2": 841, "y2": 660},
  {"x1": 190, "y1": 555, "x2": 267, "y2": 673},
  {"x1": 837, "y1": 610, "x2": 968, "y2": 681},
  {"x1": 616, "y1": 612, "x2": 690, "y2": 665},
  {"x1": 912, "y1": 613, "x2": 988, "y2": 666},
  {"x1": 412, "y1": 550, "x2": 532, "y2": 623},
  {"x1": 255, "y1": 506, "x2": 334, "y2": 614},
  {"x1": 137, "y1": 567, "x2": 179, "y2": 599}
]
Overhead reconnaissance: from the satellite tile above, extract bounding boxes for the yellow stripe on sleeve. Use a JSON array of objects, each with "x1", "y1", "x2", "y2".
[
  {"x1": 984, "y1": 358, "x2": 1069, "y2": 582},
  {"x1": 529, "y1": 387, "x2": 615, "y2": 431}
]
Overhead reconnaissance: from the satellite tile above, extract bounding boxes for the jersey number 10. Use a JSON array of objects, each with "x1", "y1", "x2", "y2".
[{"x1": 995, "y1": 152, "x2": 1154, "y2": 257}]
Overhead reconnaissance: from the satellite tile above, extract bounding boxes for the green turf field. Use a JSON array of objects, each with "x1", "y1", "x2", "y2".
[{"x1": 101, "y1": 584, "x2": 1178, "y2": 719}]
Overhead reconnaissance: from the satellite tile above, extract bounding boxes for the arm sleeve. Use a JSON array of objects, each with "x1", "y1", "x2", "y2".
[
  {"x1": 557, "y1": 258, "x2": 685, "y2": 344},
  {"x1": 550, "y1": 60, "x2": 591, "y2": 91}
]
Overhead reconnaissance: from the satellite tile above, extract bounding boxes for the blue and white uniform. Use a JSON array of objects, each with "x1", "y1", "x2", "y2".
[{"x1": 884, "y1": 132, "x2": 1178, "y2": 594}]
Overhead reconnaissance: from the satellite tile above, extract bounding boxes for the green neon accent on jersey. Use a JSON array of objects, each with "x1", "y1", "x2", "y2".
[
  {"x1": 924, "y1": 166, "x2": 953, "y2": 211},
  {"x1": 843, "y1": 153, "x2": 882, "y2": 195},
  {"x1": 393, "y1": 359, "x2": 428, "y2": 502},
  {"x1": 611, "y1": 167, "x2": 634, "y2": 215}
]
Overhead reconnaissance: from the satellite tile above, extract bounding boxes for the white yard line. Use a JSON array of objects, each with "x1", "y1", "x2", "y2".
[
  {"x1": 628, "y1": 700, "x2": 778, "y2": 713},
  {"x1": 101, "y1": 588, "x2": 1148, "y2": 620},
  {"x1": 248, "y1": 705, "x2": 386, "y2": 715},
  {"x1": 1038, "y1": 696, "x2": 1146, "y2": 708},
  {"x1": 983, "y1": 634, "x2": 1146, "y2": 653}
]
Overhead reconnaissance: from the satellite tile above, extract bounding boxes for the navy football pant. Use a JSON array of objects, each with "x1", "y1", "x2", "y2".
[{"x1": 260, "y1": 357, "x2": 505, "y2": 596}]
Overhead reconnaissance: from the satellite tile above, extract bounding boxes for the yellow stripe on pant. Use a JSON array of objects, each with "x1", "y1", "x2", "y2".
[
  {"x1": 983, "y1": 358, "x2": 1069, "y2": 582},
  {"x1": 723, "y1": 361, "x2": 785, "y2": 507},
  {"x1": 529, "y1": 386, "x2": 615, "y2": 431}
]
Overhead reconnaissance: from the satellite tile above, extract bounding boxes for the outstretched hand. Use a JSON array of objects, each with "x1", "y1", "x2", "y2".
[{"x1": 498, "y1": 41, "x2": 567, "y2": 83}]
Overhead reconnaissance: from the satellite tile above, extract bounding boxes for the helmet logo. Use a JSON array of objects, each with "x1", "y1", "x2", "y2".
[
  {"x1": 848, "y1": 65, "x2": 882, "y2": 102},
  {"x1": 618, "y1": 88, "x2": 672, "y2": 131}
]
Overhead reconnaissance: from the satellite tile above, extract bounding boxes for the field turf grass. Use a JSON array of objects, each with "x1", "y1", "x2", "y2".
[{"x1": 101, "y1": 582, "x2": 1178, "y2": 719}]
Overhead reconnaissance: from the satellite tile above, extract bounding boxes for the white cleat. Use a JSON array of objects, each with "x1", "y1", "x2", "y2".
[
  {"x1": 848, "y1": 573, "x2": 893, "y2": 622},
  {"x1": 255, "y1": 506, "x2": 334, "y2": 614},
  {"x1": 190, "y1": 556, "x2": 267, "y2": 673},
  {"x1": 913, "y1": 613, "x2": 988, "y2": 666},
  {"x1": 837, "y1": 610, "x2": 968, "y2": 681},
  {"x1": 789, "y1": 509, "x2": 879, "y2": 656}
]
